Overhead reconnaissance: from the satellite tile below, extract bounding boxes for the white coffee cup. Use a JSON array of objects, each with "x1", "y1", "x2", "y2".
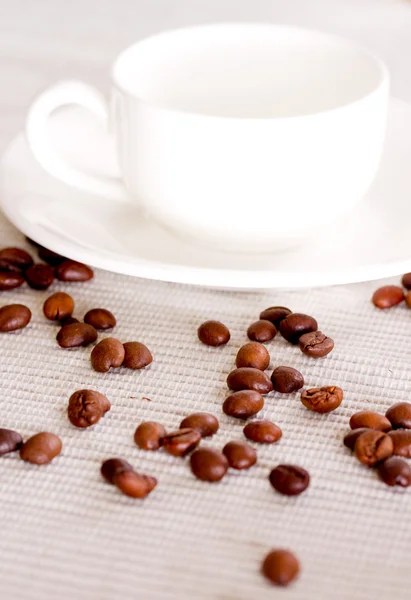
[{"x1": 26, "y1": 23, "x2": 389, "y2": 253}]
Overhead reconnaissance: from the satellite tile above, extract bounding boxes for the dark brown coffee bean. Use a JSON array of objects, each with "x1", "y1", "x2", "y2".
[
  {"x1": 372, "y1": 285, "x2": 404, "y2": 309},
  {"x1": 84, "y1": 308, "x2": 116, "y2": 330},
  {"x1": 101, "y1": 458, "x2": 133, "y2": 483},
  {"x1": 0, "y1": 428, "x2": 23, "y2": 455},
  {"x1": 378, "y1": 457, "x2": 411, "y2": 487},
  {"x1": 343, "y1": 428, "x2": 370, "y2": 450},
  {"x1": 0, "y1": 260, "x2": 22, "y2": 273},
  {"x1": 279, "y1": 313, "x2": 318, "y2": 344},
  {"x1": 300, "y1": 386, "x2": 343, "y2": 414},
  {"x1": 298, "y1": 330, "x2": 334, "y2": 357},
  {"x1": 402, "y1": 273, "x2": 411, "y2": 290},
  {"x1": 90, "y1": 338, "x2": 125, "y2": 372},
  {"x1": 262, "y1": 549, "x2": 300, "y2": 587},
  {"x1": 122, "y1": 341, "x2": 153, "y2": 369},
  {"x1": 405, "y1": 291, "x2": 411, "y2": 309},
  {"x1": 190, "y1": 448, "x2": 229, "y2": 482},
  {"x1": 386, "y1": 402, "x2": 411, "y2": 429},
  {"x1": 180, "y1": 413, "x2": 219, "y2": 438},
  {"x1": 259, "y1": 306, "x2": 292, "y2": 327},
  {"x1": 349, "y1": 411, "x2": 392, "y2": 432},
  {"x1": 269, "y1": 464, "x2": 310, "y2": 496},
  {"x1": 388, "y1": 430, "x2": 411, "y2": 457},
  {"x1": 223, "y1": 390, "x2": 264, "y2": 420},
  {"x1": 162, "y1": 428, "x2": 201, "y2": 457},
  {"x1": 197, "y1": 320, "x2": 230, "y2": 346},
  {"x1": 37, "y1": 246, "x2": 66, "y2": 266},
  {"x1": 43, "y1": 292, "x2": 74, "y2": 321},
  {"x1": 0, "y1": 304, "x2": 31, "y2": 332},
  {"x1": 60, "y1": 316, "x2": 80, "y2": 327},
  {"x1": 57, "y1": 322, "x2": 97, "y2": 348},
  {"x1": 247, "y1": 320, "x2": 277, "y2": 343},
  {"x1": 56, "y1": 260, "x2": 94, "y2": 282},
  {"x1": 134, "y1": 422, "x2": 166, "y2": 450},
  {"x1": 0, "y1": 247, "x2": 33, "y2": 271},
  {"x1": 113, "y1": 470, "x2": 157, "y2": 498},
  {"x1": 235, "y1": 342, "x2": 270, "y2": 370},
  {"x1": 68, "y1": 389, "x2": 111, "y2": 428},
  {"x1": 25, "y1": 263, "x2": 55, "y2": 290},
  {"x1": 20, "y1": 432, "x2": 62, "y2": 465},
  {"x1": 243, "y1": 420, "x2": 282, "y2": 444},
  {"x1": 227, "y1": 368, "x2": 273, "y2": 394},
  {"x1": 271, "y1": 366, "x2": 304, "y2": 393},
  {"x1": 354, "y1": 430, "x2": 394, "y2": 466},
  {"x1": 222, "y1": 440, "x2": 257, "y2": 470},
  {"x1": 0, "y1": 270, "x2": 25, "y2": 290}
]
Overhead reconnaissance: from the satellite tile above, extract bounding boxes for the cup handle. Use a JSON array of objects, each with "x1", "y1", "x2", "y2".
[{"x1": 26, "y1": 80, "x2": 128, "y2": 201}]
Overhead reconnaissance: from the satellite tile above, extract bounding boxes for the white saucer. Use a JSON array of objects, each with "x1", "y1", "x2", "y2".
[{"x1": 1, "y1": 97, "x2": 411, "y2": 289}]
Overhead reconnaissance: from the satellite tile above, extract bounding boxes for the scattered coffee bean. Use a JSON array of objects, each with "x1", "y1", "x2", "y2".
[
  {"x1": 68, "y1": 389, "x2": 111, "y2": 428},
  {"x1": 372, "y1": 285, "x2": 404, "y2": 309},
  {"x1": 180, "y1": 413, "x2": 219, "y2": 437},
  {"x1": 122, "y1": 341, "x2": 153, "y2": 369},
  {"x1": 162, "y1": 428, "x2": 201, "y2": 457},
  {"x1": 101, "y1": 457, "x2": 133, "y2": 483},
  {"x1": 300, "y1": 386, "x2": 343, "y2": 414},
  {"x1": 223, "y1": 390, "x2": 264, "y2": 420},
  {"x1": 197, "y1": 320, "x2": 230, "y2": 346},
  {"x1": 25, "y1": 263, "x2": 55, "y2": 290},
  {"x1": 90, "y1": 338, "x2": 125, "y2": 372},
  {"x1": 190, "y1": 448, "x2": 229, "y2": 482},
  {"x1": 37, "y1": 246, "x2": 66, "y2": 266},
  {"x1": 0, "y1": 270, "x2": 24, "y2": 290},
  {"x1": 43, "y1": 292, "x2": 74, "y2": 321},
  {"x1": 388, "y1": 430, "x2": 411, "y2": 457},
  {"x1": 402, "y1": 273, "x2": 411, "y2": 290},
  {"x1": 405, "y1": 291, "x2": 411, "y2": 309},
  {"x1": 243, "y1": 420, "x2": 282, "y2": 444},
  {"x1": 271, "y1": 366, "x2": 304, "y2": 393},
  {"x1": 235, "y1": 342, "x2": 270, "y2": 370},
  {"x1": 60, "y1": 316, "x2": 80, "y2": 326},
  {"x1": 343, "y1": 428, "x2": 370, "y2": 451},
  {"x1": 269, "y1": 464, "x2": 310, "y2": 496},
  {"x1": 20, "y1": 432, "x2": 62, "y2": 465},
  {"x1": 247, "y1": 320, "x2": 277, "y2": 343},
  {"x1": 56, "y1": 260, "x2": 94, "y2": 282},
  {"x1": 0, "y1": 247, "x2": 33, "y2": 271},
  {"x1": 378, "y1": 457, "x2": 411, "y2": 487},
  {"x1": 227, "y1": 368, "x2": 273, "y2": 394},
  {"x1": 0, "y1": 304, "x2": 32, "y2": 332},
  {"x1": 279, "y1": 313, "x2": 318, "y2": 344},
  {"x1": 262, "y1": 549, "x2": 300, "y2": 587},
  {"x1": 222, "y1": 440, "x2": 257, "y2": 470},
  {"x1": 386, "y1": 402, "x2": 411, "y2": 429},
  {"x1": 354, "y1": 430, "x2": 393, "y2": 466},
  {"x1": 298, "y1": 330, "x2": 334, "y2": 358},
  {"x1": 349, "y1": 410, "x2": 391, "y2": 432},
  {"x1": 0, "y1": 428, "x2": 23, "y2": 455},
  {"x1": 84, "y1": 308, "x2": 116, "y2": 330},
  {"x1": 259, "y1": 306, "x2": 292, "y2": 327},
  {"x1": 57, "y1": 322, "x2": 97, "y2": 348},
  {"x1": 113, "y1": 470, "x2": 157, "y2": 498},
  {"x1": 134, "y1": 422, "x2": 167, "y2": 450}
]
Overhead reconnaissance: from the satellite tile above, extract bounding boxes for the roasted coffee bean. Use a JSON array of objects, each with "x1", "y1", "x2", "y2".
[
  {"x1": 37, "y1": 246, "x2": 66, "y2": 266},
  {"x1": 223, "y1": 390, "x2": 264, "y2": 420},
  {"x1": 247, "y1": 320, "x2": 277, "y2": 343},
  {"x1": 57, "y1": 322, "x2": 97, "y2": 348},
  {"x1": 402, "y1": 273, "x2": 411, "y2": 290},
  {"x1": 90, "y1": 338, "x2": 125, "y2": 372},
  {"x1": 227, "y1": 368, "x2": 273, "y2": 394},
  {"x1": 235, "y1": 342, "x2": 270, "y2": 370},
  {"x1": 349, "y1": 410, "x2": 391, "y2": 432},
  {"x1": 43, "y1": 292, "x2": 74, "y2": 321},
  {"x1": 180, "y1": 413, "x2": 219, "y2": 438},
  {"x1": 60, "y1": 316, "x2": 80, "y2": 326},
  {"x1": 101, "y1": 457, "x2": 133, "y2": 483},
  {"x1": 0, "y1": 428, "x2": 23, "y2": 455},
  {"x1": 0, "y1": 304, "x2": 31, "y2": 332},
  {"x1": 0, "y1": 270, "x2": 24, "y2": 290},
  {"x1": 386, "y1": 402, "x2": 411, "y2": 429},
  {"x1": 56, "y1": 260, "x2": 94, "y2": 282},
  {"x1": 405, "y1": 291, "x2": 411, "y2": 309},
  {"x1": 300, "y1": 386, "x2": 343, "y2": 414},
  {"x1": 84, "y1": 308, "x2": 116, "y2": 330},
  {"x1": 243, "y1": 420, "x2": 282, "y2": 444},
  {"x1": 0, "y1": 260, "x2": 22, "y2": 273},
  {"x1": 262, "y1": 549, "x2": 300, "y2": 587},
  {"x1": 123, "y1": 341, "x2": 153, "y2": 369},
  {"x1": 269, "y1": 464, "x2": 310, "y2": 496},
  {"x1": 259, "y1": 306, "x2": 292, "y2": 327},
  {"x1": 0, "y1": 247, "x2": 33, "y2": 271},
  {"x1": 354, "y1": 430, "x2": 393, "y2": 466},
  {"x1": 25, "y1": 263, "x2": 55, "y2": 290},
  {"x1": 279, "y1": 313, "x2": 318, "y2": 344},
  {"x1": 197, "y1": 320, "x2": 230, "y2": 347},
  {"x1": 388, "y1": 430, "x2": 411, "y2": 457},
  {"x1": 378, "y1": 457, "x2": 411, "y2": 487},
  {"x1": 20, "y1": 432, "x2": 62, "y2": 465},
  {"x1": 298, "y1": 330, "x2": 334, "y2": 357},
  {"x1": 68, "y1": 389, "x2": 111, "y2": 428},
  {"x1": 343, "y1": 428, "x2": 370, "y2": 451},
  {"x1": 113, "y1": 470, "x2": 157, "y2": 498},
  {"x1": 271, "y1": 366, "x2": 304, "y2": 393},
  {"x1": 134, "y1": 422, "x2": 167, "y2": 450},
  {"x1": 162, "y1": 428, "x2": 201, "y2": 457},
  {"x1": 190, "y1": 448, "x2": 229, "y2": 482},
  {"x1": 222, "y1": 440, "x2": 257, "y2": 470},
  {"x1": 372, "y1": 285, "x2": 404, "y2": 309}
]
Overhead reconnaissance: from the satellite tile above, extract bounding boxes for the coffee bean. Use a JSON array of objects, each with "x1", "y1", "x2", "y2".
[
  {"x1": 279, "y1": 313, "x2": 318, "y2": 344},
  {"x1": 0, "y1": 304, "x2": 31, "y2": 332},
  {"x1": 343, "y1": 428, "x2": 370, "y2": 450},
  {"x1": 134, "y1": 422, "x2": 166, "y2": 450},
  {"x1": 25, "y1": 263, "x2": 55, "y2": 290},
  {"x1": 84, "y1": 308, "x2": 116, "y2": 330},
  {"x1": 90, "y1": 338, "x2": 125, "y2": 372},
  {"x1": 0, "y1": 247, "x2": 33, "y2": 271},
  {"x1": 354, "y1": 430, "x2": 393, "y2": 466},
  {"x1": 378, "y1": 457, "x2": 411, "y2": 487},
  {"x1": 243, "y1": 420, "x2": 282, "y2": 444},
  {"x1": 0, "y1": 270, "x2": 24, "y2": 290},
  {"x1": 37, "y1": 246, "x2": 66, "y2": 266},
  {"x1": 349, "y1": 411, "x2": 391, "y2": 432},
  {"x1": 101, "y1": 458, "x2": 133, "y2": 483},
  {"x1": 190, "y1": 448, "x2": 229, "y2": 482},
  {"x1": 235, "y1": 342, "x2": 270, "y2": 370},
  {"x1": 386, "y1": 402, "x2": 411, "y2": 429},
  {"x1": 247, "y1": 320, "x2": 277, "y2": 343},
  {"x1": 402, "y1": 273, "x2": 411, "y2": 289},
  {"x1": 259, "y1": 306, "x2": 292, "y2": 327},
  {"x1": 300, "y1": 386, "x2": 343, "y2": 414},
  {"x1": 372, "y1": 285, "x2": 404, "y2": 309},
  {"x1": 223, "y1": 390, "x2": 264, "y2": 420},
  {"x1": 60, "y1": 316, "x2": 80, "y2": 326},
  {"x1": 0, "y1": 428, "x2": 23, "y2": 455},
  {"x1": 197, "y1": 320, "x2": 230, "y2": 347},
  {"x1": 298, "y1": 331, "x2": 334, "y2": 358},
  {"x1": 227, "y1": 368, "x2": 273, "y2": 394},
  {"x1": 68, "y1": 389, "x2": 111, "y2": 428},
  {"x1": 113, "y1": 470, "x2": 157, "y2": 498},
  {"x1": 57, "y1": 322, "x2": 97, "y2": 348},
  {"x1": 405, "y1": 291, "x2": 411, "y2": 309},
  {"x1": 388, "y1": 430, "x2": 411, "y2": 457},
  {"x1": 269, "y1": 464, "x2": 310, "y2": 496},
  {"x1": 20, "y1": 432, "x2": 62, "y2": 465},
  {"x1": 162, "y1": 428, "x2": 201, "y2": 457},
  {"x1": 56, "y1": 260, "x2": 94, "y2": 282},
  {"x1": 43, "y1": 292, "x2": 74, "y2": 321},
  {"x1": 271, "y1": 366, "x2": 304, "y2": 393},
  {"x1": 123, "y1": 341, "x2": 153, "y2": 370},
  {"x1": 262, "y1": 549, "x2": 300, "y2": 587},
  {"x1": 222, "y1": 440, "x2": 257, "y2": 470},
  {"x1": 180, "y1": 413, "x2": 219, "y2": 438}
]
